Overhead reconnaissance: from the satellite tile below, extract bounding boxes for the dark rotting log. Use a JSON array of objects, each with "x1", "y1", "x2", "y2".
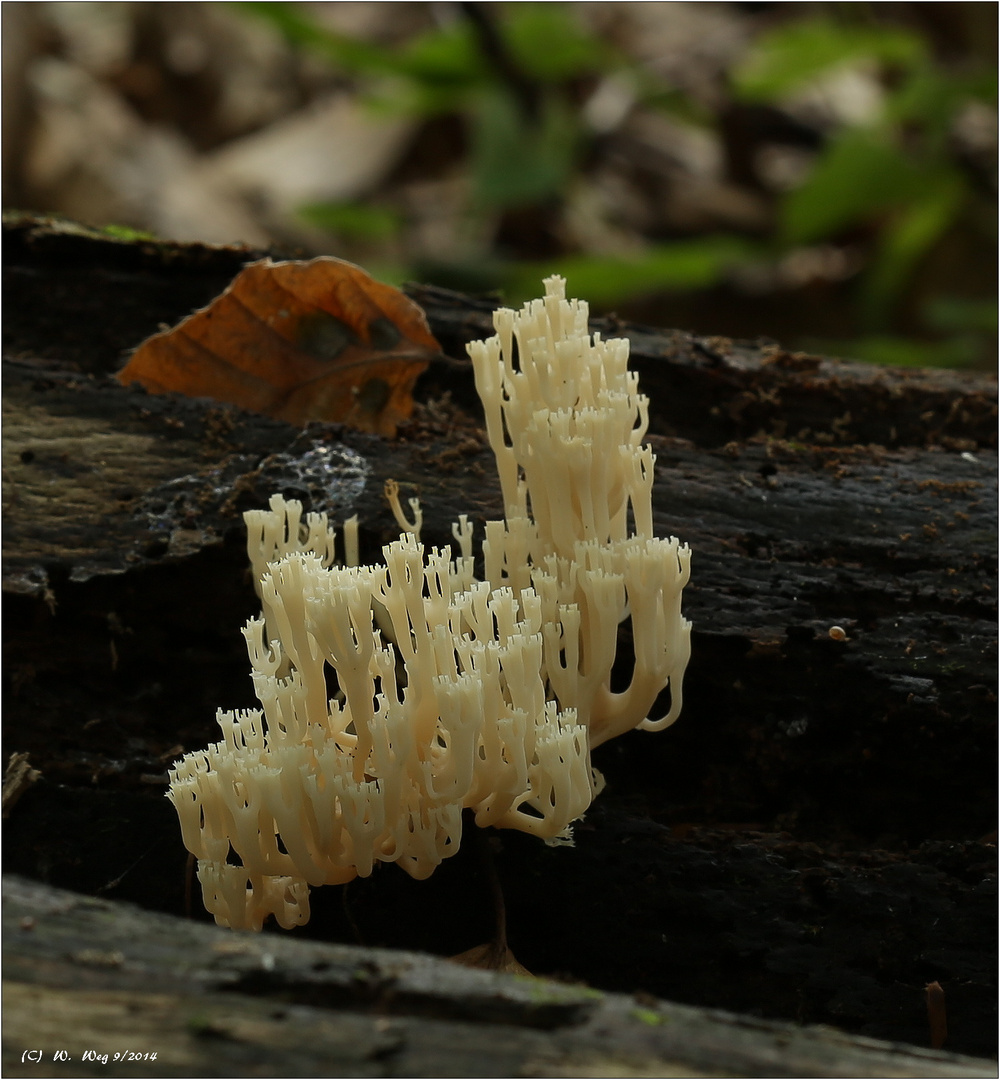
[{"x1": 3, "y1": 214, "x2": 996, "y2": 1066}]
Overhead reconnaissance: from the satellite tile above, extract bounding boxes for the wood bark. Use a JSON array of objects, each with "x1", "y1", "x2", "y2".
[
  {"x1": 3, "y1": 875, "x2": 994, "y2": 1079},
  {"x1": 2, "y1": 214, "x2": 997, "y2": 1071}
]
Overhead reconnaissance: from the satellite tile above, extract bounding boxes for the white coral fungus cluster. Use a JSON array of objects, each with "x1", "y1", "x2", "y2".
[{"x1": 167, "y1": 276, "x2": 692, "y2": 931}]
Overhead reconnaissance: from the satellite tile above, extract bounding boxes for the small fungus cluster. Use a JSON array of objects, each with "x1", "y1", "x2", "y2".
[{"x1": 168, "y1": 277, "x2": 692, "y2": 931}]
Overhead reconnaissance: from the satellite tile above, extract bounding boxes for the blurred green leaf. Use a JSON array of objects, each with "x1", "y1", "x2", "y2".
[
  {"x1": 780, "y1": 128, "x2": 926, "y2": 244},
  {"x1": 234, "y1": 2, "x2": 394, "y2": 74},
  {"x1": 886, "y1": 67, "x2": 956, "y2": 135},
  {"x1": 505, "y1": 236, "x2": 757, "y2": 306},
  {"x1": 504, "y1": 3, "x2": 612, "y2": 81},
  {"x1": 812, "y1": 332, "x2": 987, "y2": 368},
  {"x1": 784, "y1": 125, "x2": 964, "y2": 320},
  {"x1": 923, "y1": 296, "x2": 998, "y2": 335},
  {"x1": 470, "y1": 90, "x2": 581, "y2": 209},
  {"x1": 644, "y1": 85, "x2": 715, "y2": 127},
  {"x1": 393, "y1": 20, "x2": 484, "y2": 91},
  {"x1": 863, "y1": 176, "x2": 963, "y2": 321},
  {"x1": 884, "y1": 64, "x2": 997, "y2": 151},
  {"x1": 733, "y1": 17, "x2": 925, "y2": 102},
  {"x1": 297, "y1": 201, "x2": 402, "y2": 240}
]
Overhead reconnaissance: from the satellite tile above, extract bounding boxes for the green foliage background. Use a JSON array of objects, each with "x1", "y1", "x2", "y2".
[{"x1": 241, "y1": 2, "x2": 996, "y2": 369}]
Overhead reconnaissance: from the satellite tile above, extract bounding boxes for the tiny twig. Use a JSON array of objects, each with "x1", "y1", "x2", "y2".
[
  {"x1": 926, "y1": 980, "x2": 947, "y2": 1050},
  {"x1": 342, "y1": 880, "x2": 365, "y2": 947},
  {"x1": 473, "y1": 816, "x2": 509, "y2": 961},
  {"x1": 184, "y1": 851, "x2": 195, "y2": 919},
  {"x1": 97, "y1": 843, "x2": 159, "y2": 895}
]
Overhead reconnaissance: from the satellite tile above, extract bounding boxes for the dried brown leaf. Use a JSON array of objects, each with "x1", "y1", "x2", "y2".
[{"x1": 118, "y1": 256, "x2": 440, "y2": 437}]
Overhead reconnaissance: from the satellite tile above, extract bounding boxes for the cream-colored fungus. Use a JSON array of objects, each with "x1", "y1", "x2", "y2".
[{"x1": 168, "y1": 277, "x2": 691, "y2": 931}]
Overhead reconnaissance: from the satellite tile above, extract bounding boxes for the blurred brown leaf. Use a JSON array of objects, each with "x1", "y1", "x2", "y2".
[{"x1": 118, "y1": 256, "x2": 439, "y2": 436}]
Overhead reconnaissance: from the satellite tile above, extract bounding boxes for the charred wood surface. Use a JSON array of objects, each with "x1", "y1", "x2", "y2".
[{"x1": 2, "y1": 215, "x2": 997, "y2": 1068}]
